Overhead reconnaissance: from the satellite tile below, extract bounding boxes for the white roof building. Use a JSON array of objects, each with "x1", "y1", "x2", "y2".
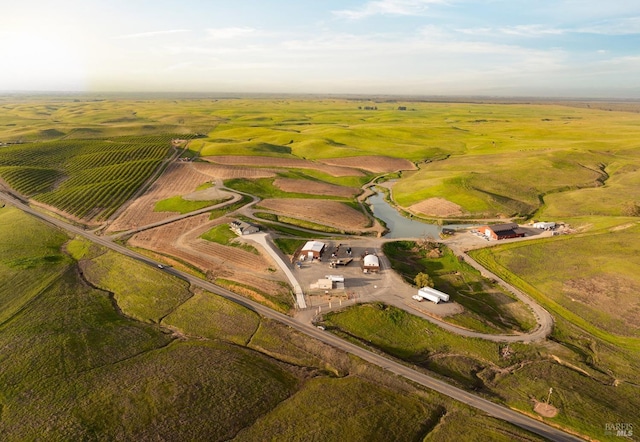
[
  {"x1": 301, "y1": 240, "x2": 326, "y2": 258},
  {"x1": 363, "y1": 254, "x2": 380, "y2": 270}
]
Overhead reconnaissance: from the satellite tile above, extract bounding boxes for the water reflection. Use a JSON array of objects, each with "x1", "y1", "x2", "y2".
[{"x1": 367, "y1": 192, "x2": 441, "y2": 238}]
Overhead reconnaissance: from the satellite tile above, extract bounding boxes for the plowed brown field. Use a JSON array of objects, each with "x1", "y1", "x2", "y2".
[
  {"x1": 259, "y1": 198, "x2": 370, "y2": 231},
  {"x1": 108, "y1": 162, "x2": 234, "y2": 232},
  {"x1": 203, "y1": 156, "x2": 364, "y2": 177},
  {"x1": 408, "y1": 197, "x2": 465, "y2": 217},
  {"x1": 273, "y1": 178, "x2": 359, "y2": 198},
  {"x1": 191, "y1": 162, "x2": 278, "y2": 180},
  {"x1": 106, "y1": 162, "x2": 252, "y2": 233},
  {"x1": 128, "y1": 214, "x2": 288, "y2": 298},
  {"x1": 319, "y1": 156, "x2": 416, "y2": 173}
]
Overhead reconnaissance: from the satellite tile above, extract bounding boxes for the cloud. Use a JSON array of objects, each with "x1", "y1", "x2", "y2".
[
  {"x1": 206, "y1": 27, "x2": 257, "y2": 40},
  {"x1": 114, "y1": 29, "x2": 190, "y2": 40},
  {"x1": 333, "y1": 0, "x2": 447, "y2": 20},
  {"x1": 576, "y1": 16, "x2": 640, "y2": 35},
  {"x1": 456, "y1": 24, "x2": 565, "y2": 38}
]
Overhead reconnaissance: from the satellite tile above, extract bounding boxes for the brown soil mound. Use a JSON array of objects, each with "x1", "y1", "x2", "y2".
[
  {"x1": 259, "y1": 198, "x2": 370, "y2": 231},
  {"x1": 533, "y1": 400, "x2": 558, "y2": 418},
  {"x1": 203, "y1": 156, "x2": 364, "y2": 177},
  {"x1": 409, "y1": 197, "x2": 465, "y2": 218},
  {"x1": 319, "y1": 156, "x2": 416, "y2": 173},
  {"x1": 273, "y1": 178, "x2": 359, "y2": 198}
]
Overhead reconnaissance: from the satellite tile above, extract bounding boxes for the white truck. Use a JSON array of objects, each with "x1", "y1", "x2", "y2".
[
  {"x1": 416, "y1": 290, "x2": 441, "y2": 304},
  {"x1": 418, "y1": 287, "x2": 449, "y2": 303}
]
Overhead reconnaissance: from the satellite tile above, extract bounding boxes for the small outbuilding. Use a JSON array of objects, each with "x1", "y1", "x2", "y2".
[
  {"x1": 310, "y1": 278, "x2": 333, "y2": 290},
  {"x1": 533, "y1": 221, "x2": 556, "y2": 230},
  {"x1": 480, "y1": 223, "x2": 526, "y2": 240},
  {"x1": 363, "y1": 254, "x2": 380, "y2": 273},
  {"x1": 301, "y1": 240, "x2": 326, "y2": 260},
  {"x1": 229, "y1": 220, "x2": 259, "y2": 235}
]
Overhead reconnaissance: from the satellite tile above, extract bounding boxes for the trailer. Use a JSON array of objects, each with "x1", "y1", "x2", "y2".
[
  {"x1": 418, "y1": 287, "x2": 450, "y2": 303},
  {"x1": 329, "y1": 258, "x2": 353, "y2": 268},
  {"x1": 416, "y1": 290, "x2": 440, "y2": 304}
]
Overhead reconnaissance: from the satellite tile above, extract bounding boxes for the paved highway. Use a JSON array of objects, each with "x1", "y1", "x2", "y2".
[{"x1": 0, "y1": 191, "x2": 584, "y2": 442}]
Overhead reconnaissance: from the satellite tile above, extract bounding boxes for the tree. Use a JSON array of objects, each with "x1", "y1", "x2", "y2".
[{"x1": 414, "y1": 272, "x2": 434, "y2": 288}]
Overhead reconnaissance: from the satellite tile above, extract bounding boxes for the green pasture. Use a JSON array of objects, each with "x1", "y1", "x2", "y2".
[
  {"x1": 273, "y1": 238, "x2": 307, "y2": 256},
  {"x1": 322, "y1": 303, "x2": 640, "y2": 440},
  {"x1": 3, "y1": 98, "x2": 640, "y2": 222},
  {"x1": 469, "y1": 224, "x2": 640, "y2": 343},
  {"x1": 200, "y1": 224, "x2": 259, "y2": 254},
  {"x1": 199, "y1": 100, "x2": 640, "y2": 220},
  {"x1": 163, "y1": 290, "x2": 260, "y2": 345},
  {"x1": 81, "y1": 250, "x2": 192, "y2": 323},
  {"x1": 235, "y1": 376, "x2": 441, "y2": 442},
  {"x1": 154, "y1": 195, "x2": 227, "y2": 214},
  {"x1": 0, "y1": 207, "x2": 70, "y2": 324}
]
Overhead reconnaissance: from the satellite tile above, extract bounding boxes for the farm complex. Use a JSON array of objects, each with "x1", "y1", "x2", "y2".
[{"x1": 0, "y1": 97, "x2": 639, "y2": 441}]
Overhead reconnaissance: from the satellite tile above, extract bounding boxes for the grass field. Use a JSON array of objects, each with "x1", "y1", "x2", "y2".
[
  {"x1": 0, "y1": 205, "x2": 547, "y2": 440},
  {"x1": 0, "y1": 206, "x2": 71, "y2": 324},
  {"x1": 154, "y1": 195, "x2": 227, "y2": 214},
  {"x1": 470, "y1": 230, "x2": 640, "y2": 349},
  {"x1": 322, "y1": 303, "x2": 640, "y2": 439},
  {"x1": 383, "y1": 240, "x2": 536, "y2": 333},
  {"x1": 200, "y1": 224, "x2": 260, "y2": 254},
  {"x1": 3, "y1": 98, "x2": 639, "y2": 224}
]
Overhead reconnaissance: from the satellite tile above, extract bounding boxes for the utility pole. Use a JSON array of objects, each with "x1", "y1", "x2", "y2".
[{"x1": 546, "y1": 387, "x2": 553, "y2": 404}]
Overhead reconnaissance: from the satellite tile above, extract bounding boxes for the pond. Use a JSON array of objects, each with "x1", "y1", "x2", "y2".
[{"x1": 367, "y1": 192, "x2": 441, "y2": 239}]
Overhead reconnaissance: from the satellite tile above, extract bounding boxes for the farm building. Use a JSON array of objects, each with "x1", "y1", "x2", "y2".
[
  {"x1": 229, "y1": 220, "x2": 259, "y2": 236},
  {"x1": 480, "y1": 223, "x2": 526, "y2": 240},
  {"x1": 310, "y1": 275, "x2": 345, "y2": 290},
  {"x1": 301, "y1": 240, "x2": 326, "y2": 259},
  {"x1": 533, "y1": 221, "x2": 556, "y2": 230},
  {"x1": 362, "y1": 254, "x2": 380, "y2": 273},
  {"x1": 310, "y1": 278, "x2": 333, "y2": 290}
]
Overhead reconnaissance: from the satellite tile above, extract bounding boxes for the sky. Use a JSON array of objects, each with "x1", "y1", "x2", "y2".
[{"x1": 2, "y1": 0, "x2": 640, "y2": 97}]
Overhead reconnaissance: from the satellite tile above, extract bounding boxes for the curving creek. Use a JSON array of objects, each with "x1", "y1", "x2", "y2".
[{"x1": 366, "y1": 192, "x2": 469, "y2": 238}]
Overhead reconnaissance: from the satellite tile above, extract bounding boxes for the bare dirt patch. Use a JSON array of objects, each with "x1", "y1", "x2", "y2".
[
  {"x1": 203, "y1": 156, "x2": 364, "y2": 177},
  {"x1": 258, "y1": 198, "x2": 370, "y2": 232},
  {"x1": 128, "y1": 214, "x2": 288, "y2": 299},
  {"x1": 273, "y1": 178, "x2": 359, "y2": 198},
  {"x1": 319, "y1": 156, "x2": 416, "y2": 174},
  {"x1": 408, "y1": 198, "x2": 465, "y2": 218},
  {"x1": 532, "y1": 399, "x2": 558, "y2": 418},
  {"x1": 563, "y1": 274, "x2": 640, "y2": 330}
]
